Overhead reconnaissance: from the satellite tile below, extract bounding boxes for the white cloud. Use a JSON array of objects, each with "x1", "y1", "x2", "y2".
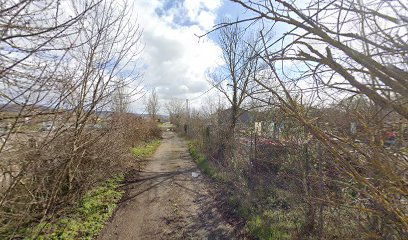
[
  {"x1": 129, "y1": 0, "x2": 223, "y2": 113},
  {"x1": 184, "y1": 0, "x2": 221, "y2": 30}
]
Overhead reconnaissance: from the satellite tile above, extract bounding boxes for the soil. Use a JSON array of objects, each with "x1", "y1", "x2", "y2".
[{"x1": 97, "y1": 131, "x2": 246, "y2": 240}]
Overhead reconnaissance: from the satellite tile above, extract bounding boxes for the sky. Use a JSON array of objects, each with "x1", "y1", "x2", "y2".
[
  {"x1": 101, "y1": 0, "x2": 404, "y2": 114},
  {"x1": 128, "y1": 0, "x2": 248, "y2": 114}
]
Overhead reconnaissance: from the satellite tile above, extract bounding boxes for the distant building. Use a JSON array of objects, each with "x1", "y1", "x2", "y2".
[{"x1": 217, "y1": 108, "x2": 255, "y2": 128}]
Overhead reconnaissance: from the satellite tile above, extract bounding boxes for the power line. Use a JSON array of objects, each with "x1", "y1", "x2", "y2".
[
  {"x1": 188, "y1": 75, "x2": 229, "y2": 102},
  {"x1": 186, "y1": 1, "x2": 336, "y2": 103}
]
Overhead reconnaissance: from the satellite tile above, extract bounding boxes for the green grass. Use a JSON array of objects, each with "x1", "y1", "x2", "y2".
[
  {"x1": 188, "y1": 141, "x2": 302, "y2": 240},
  {"x1": 29, "y1": 139, "x2": 163, "y2": 239},
  {"x1": 246, "y1": 209, "x2": 302, "y2": 240},
  {"x1": 188, "y1": 141, "x2": 217, "y2": 177},
  {"x1": 131, "y1": 140, "x2": 161, "y2": 158},
  {"x1": 401, "y1": 147, "x2": 408, "y2": 155},
  {"x1": 25, "y1": 175, "x2": 125, "y2": 240},
  {"x1": 227, "y1": 193, "x2": 299, "y2": 240},
  {"x1": 12, "y1": 141, "x2": 161, "y2": 239}
]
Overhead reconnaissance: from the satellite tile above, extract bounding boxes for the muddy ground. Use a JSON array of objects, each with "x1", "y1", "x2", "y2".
[{"x1": 97, "y1": 131, "x2": 247, "y2": 240}]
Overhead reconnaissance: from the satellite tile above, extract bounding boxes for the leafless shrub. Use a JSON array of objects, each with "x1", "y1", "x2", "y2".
[
  {"x1": 0, "y1": 0, "x2": 147, "y2": 237},
  {"x1": 190, "y1": 0, "x2": 408, "y2": 238}
]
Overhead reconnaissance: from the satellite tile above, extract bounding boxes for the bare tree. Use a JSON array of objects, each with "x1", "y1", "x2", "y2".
[
  {"x1": 165, "y1": 98, "x2": 184, "y2": 125},
  {"x1": 216, "y1": 0, "x2": 408, "y2": 237},
  {"x1": 230, "y1": 0, "x2": 408, "y2": 119},
  {"x1": 112, "y1": 78, "x2": 137, "y2": 114},
  {"x1": 145, "y1": 89, "x2": 160, "y2": 120},
  {"x1": 199, "y1": 0, "x2": 408, "y2": 238},
  {"x1": 0, "y1": 0, "x2": 144, "y2": 237},
  {"x1": 210, "y1": 21, "x2": 261, "y2": 133}
]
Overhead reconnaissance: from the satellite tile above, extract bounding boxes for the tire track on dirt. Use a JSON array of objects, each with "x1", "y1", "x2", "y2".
[{"x1": 97, "y1": 131, "x2": 237, "y2": 240}]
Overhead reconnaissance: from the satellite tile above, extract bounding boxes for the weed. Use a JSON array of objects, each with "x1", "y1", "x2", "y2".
[
  {"x1": 188, "y1": 141, "x2": 218, "y2": 177},
  {"x1": 188, "y1": 140, "x2": 304, "y2": 240},
  {"x1": 246, "y1": 209, "x2": 301, "y2": 240},
  {"x1": 25, "y1": 175, "x2": 125, "y2": 240},
  {"x1": 131, "y1": 140, "x2": 161, "y2": 158}
]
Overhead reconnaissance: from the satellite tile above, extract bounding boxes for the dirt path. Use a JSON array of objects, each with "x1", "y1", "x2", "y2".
[{"x1": 97, "y1": 131, "x2": 238, "y2": 240}]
